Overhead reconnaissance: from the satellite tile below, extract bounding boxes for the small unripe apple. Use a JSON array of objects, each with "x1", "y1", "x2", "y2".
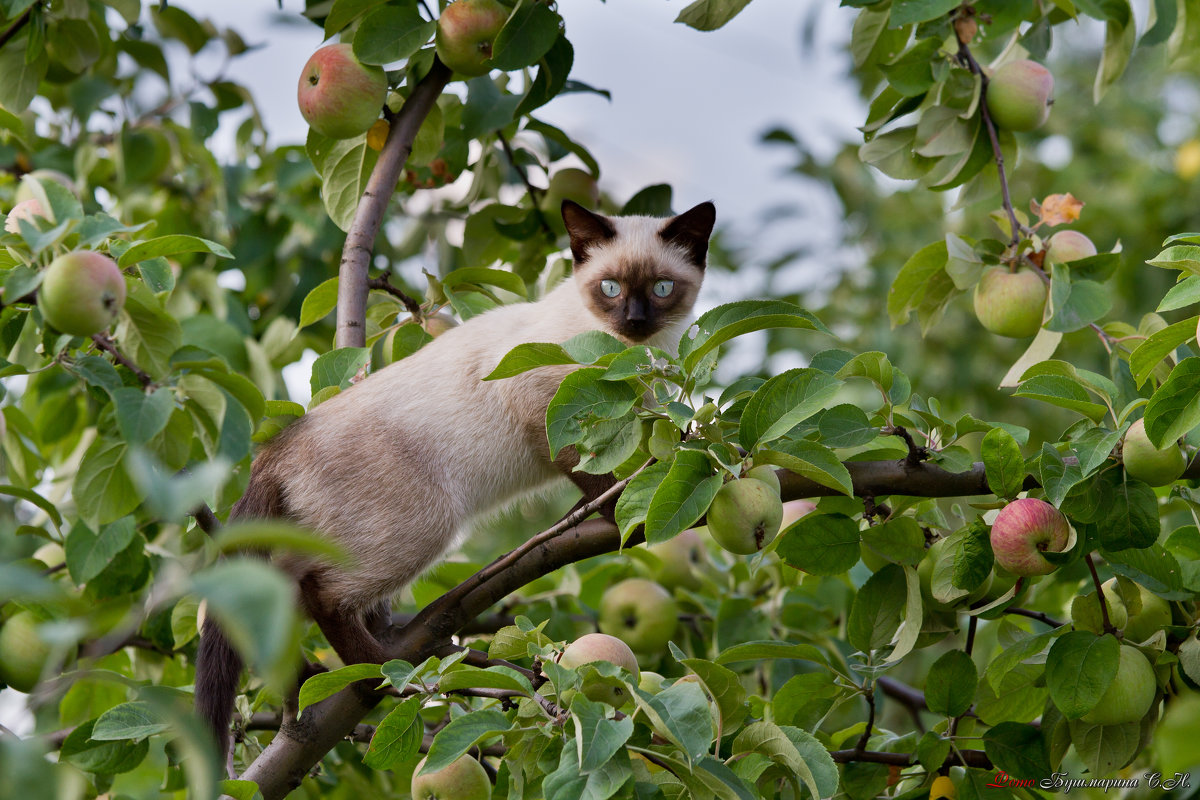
[
  {"x1": 422, "y1": 312, "x2": 457, "y2": 337},
  {"x1": 598, "y1": 578, "x2": 677, "y2": 654},
  {"x1": 989, "y1": 498, "x2": 1070, "y2": 577},
  {"x1": 1079, "y1": 644, "x2": 1156, "y2": 726},
  {"x1": 637, "y1": 670, "x2": 666, "y2": 694},
  {"x1": 560, "y1": 632, "x2": 640, "y2": 706},
  {"x1": 0, "y1": 609, "x2": 53, "y2": 693},
  {"x1": 1070, "y1": 590, "x2": 1128, "y2": 634},
  {"x1": 646, "y1": 528, "x2": 707, "y2": 591},
  {"x1": 1122, "y1": 418, "x2": 1185, "y2": 487},
  {"x1": 411, "y1": 755, "x2": 491, "y2": 800},
  {"x1": 985, "y1": 59, "x2": 1053, "y2": 131},
  {"x1": 435, "y1": 0, "x2": 509, "y2": 78},
  {"x1": 781, "y1": 499, "x2": 817, "y2": 528},
  {"x1": 39, "y1": 251, "x2": 126, "y2": 336},
  {"x1": 706, "y1": 478, "x2": 784, "y2": 555},
  {"x1": 745, "y1": 465, "x2": 781, "y2": 495},
  {"x1": 1044, "y1": 230, "x2": 1097, "y2": 265},
  {"x1": 1105, "y1": 577, "x2": 1173, "y2": 643},
  {"x1": 297, "y1": 44, "x2": 387, "y2": 140},
  {"x1": 4, "y1": 198, "x2": 49, "y2": 234},
  {"x1": 973, "y1": 267, "x2": 1047, "y2": 338}
]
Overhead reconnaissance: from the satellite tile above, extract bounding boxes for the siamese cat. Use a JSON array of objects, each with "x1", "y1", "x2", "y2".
[{"x1": 195, "y1": 199, "x2": 716, "y2": 754}]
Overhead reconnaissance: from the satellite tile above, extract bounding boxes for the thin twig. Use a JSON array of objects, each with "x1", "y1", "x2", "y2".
[
  {"x1": 91, "y1": 333, "x2": 152, "y2": 387},
  {"x1": 1003, "y1": 607, "x2": 1064, "y2": 628},
  {"x1": 1085, "y1": 553, "x2": 1116, "y2": 634},
  {"x1": 0, "y1": 8, "x2": 32, "y2": 49},
  {"x1": 496, "y1": 131, "x2": 555, "y2": 237},
  {"x1": 366, "y1": 275, "x2": 422, "y2": 317}
]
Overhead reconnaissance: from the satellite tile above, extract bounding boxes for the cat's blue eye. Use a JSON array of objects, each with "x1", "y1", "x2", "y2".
[
  {"x1": 653, "y1": 280, "x2": 674, "y2": 298},
  {"x1": 600, "y1": 279, "x2": 621, "y2": 297}
]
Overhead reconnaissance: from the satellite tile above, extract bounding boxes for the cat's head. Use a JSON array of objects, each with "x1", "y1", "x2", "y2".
[{"x1": 563, "y1": 200, "x2": 716, "y2": 343}]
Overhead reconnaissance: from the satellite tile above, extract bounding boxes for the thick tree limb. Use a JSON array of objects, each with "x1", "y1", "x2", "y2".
[{"x1": 334, "y1": 59, "x2": 452, "y2": 349}]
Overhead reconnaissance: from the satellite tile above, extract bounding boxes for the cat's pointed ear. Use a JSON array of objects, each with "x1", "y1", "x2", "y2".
[
  {"x1": 659, "y1": 201, "x2": 716, "y2": 268},
  {"x1": 562, "y1": 200, "x2": 616, "y2": 266}
]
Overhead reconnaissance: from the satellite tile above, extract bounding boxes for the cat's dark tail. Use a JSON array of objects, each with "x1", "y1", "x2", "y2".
[
  {"x1": 196, "y1": 614, "x2": 243, "y2": 759},
  {"x1": 195, "y1": 453, "x2": 289, "y2": 760}
]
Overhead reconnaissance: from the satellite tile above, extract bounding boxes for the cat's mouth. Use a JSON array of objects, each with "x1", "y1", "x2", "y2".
[{"x1": 617, "y1": 320, "x2": 658, "y2": 341}]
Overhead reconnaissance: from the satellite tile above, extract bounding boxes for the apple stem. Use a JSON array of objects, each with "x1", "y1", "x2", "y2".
[{"x1": 496, "y1": 131, "x2": 556, "y2": 238}]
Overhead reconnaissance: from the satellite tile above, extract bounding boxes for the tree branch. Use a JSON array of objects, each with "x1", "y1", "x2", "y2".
[
  {"x1": 0, "y1": 8, "x2": 32, "y2": 50},
  {"x1": 829, "y1": 748, "x2": 991, "y2": 769},
  {"x1": 335, "y1": 59, "x2": 452, "y2": 349},
  {"x1": 366, "y1": 275, "x2": 422, "y2": 317},
  {"x1": 91, "y1": 333, "x2": 153, "y2": 387}
]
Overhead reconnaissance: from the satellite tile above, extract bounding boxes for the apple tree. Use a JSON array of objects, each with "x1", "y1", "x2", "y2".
[{"x1": 1, "y1": 1, "x2": 1200, "y2": 799}]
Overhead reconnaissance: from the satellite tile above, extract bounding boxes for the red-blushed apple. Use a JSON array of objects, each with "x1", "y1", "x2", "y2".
[
  {"x1": 435, "y1": 0, "x2": 509, "y2": 78},
  {"x1": 1122, "y1": 418, "x2": 1186, "y2": 487},
  {"x1": 598, "y1": 578, "x2": 677, "y2": 654},
  {"x1": 989, "y1": 498, "x2": 1070, "y2": 576},
  {"x1": 421, "y1": 312, "x2": 457, "y2": 337},
  {"x1": 745, "y1": 464, "x2": 781, "y2": 495},
  {"x1": 646, "y1": 528, "x2": 707, "y2": 591},
  {"x1": 297, "y1": 44, "x2": 387, "y2": 140},
  {"x1": 706, "y1": 478, "x2": 784, "y2": 555},
  {"x1": 973, "y1": 267, "x2": 1047, "y2": 338},
  {"x1": 39, "y1": 251, "x2": 126, "y2": 336},
  {"x1": 1044, "y1": 230, "x2": 1097, "y2": 265},
  {"x1": 411, "y1": 754, "x2": 491, "y2": 800},
  {"x1": 1080, "y1": 644, "x2": 1156, "y2": 725},
  {"x1": 985, "y1": 59, "x2": 1053, "y2": 131},
  {"x1": 0, "y1": 609, "x2": 53, "y2": 693},
  {"x1": 781, "y1": 499, "x2": 817, "y2": 528},
  {"x1": 559, "y1": 632, "x2": 640, "y2": 706},
  {"x1": 4, "y1": 198, "x2": 48, "y2": 234}
]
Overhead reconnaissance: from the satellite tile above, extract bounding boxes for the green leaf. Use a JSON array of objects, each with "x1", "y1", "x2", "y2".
[
  {"x1": 324, "y1": 0, "x2": 388, "y2": 36},
  {"x1": 983, "y1": 722, "x2": 1052, "y2": 780},
  {"x1": 297, "y1": 663, "x2": 383, "y2": 715},
  {"x1": 364, "y1": 696, "x2": 422, "y2": 770},
  {"x1": 570, "y1": 696, "x2": 634, "y2": 773},
  {"x1": 1093, "y1": 0, "x2": 1135, "y2": 102},
  {"x1": 1045, "y1": 631, "x2": 1120, "y2": 719},
  {"x1": 352, "y1": 5, "x2": 435, "y2": 65},
  {"x1": 1156, "y1": 275, "x2": 1200, "y2": 311},
  {"x1": 674, "y1": 0, "x2": 753, "y2": 31},
  {"x1": 644, "y1": 449, "x2": 721, "y2": 545},
  {"x1": 1014, "y1": 375, "x2": 1108, "y2": 422},
  {"x1": 1147, "y1": 245, "x2": 1200, "y2": 276},
  {"x1": 576, "y1": 412, "x2": 642, "y2": 475},
  {"x1": 545, "y1": 367, "x2": 638, "y2": 459},
  {"x1": 0, "y1": 485, "x2": 62, "y2": 528},
  {"x1": 714, "y1": 641, "x2": 828, "y2": 667},
  {"x1": 74, "y1": 438, "x2": 140, "y2": 527},
  {"x1": 66, "y1": 518, "x2": 136, "y2": 584},
  {"x1": 1129, "y1": 316, "x2": 1198, "y2": 386},
  {"x1": 732, "y1": 721, "x2": 823, "y2": 800},
  {"x1": 214, "y1": 520, "x2": 349, "y2": 563},
  {"x1": 90, "y1": 702, "x2": 169, "y2": 741},
  {"x1": 834, "y1": 351, "x2": 894, "y2": 392},
  {"x1": 113, "y1": 387, "x2": 175, "y2": 446},
  {"x1": 298, "y1": 277, "x2": 339, "y2": 329},
  {"x1": 1144, "y1": 357, "x2": 1200, "y2": 447},
  {"x1": 621, "y1": 184, "x2": 673, "y2": 217},
  {"x1": 441, "y1": 267, "x2": 527, "y2": 298},
  {"x1": 560, "y1": 331, "x2": 626, "y2": 364},
  {"x1": 676, "y1": 300, "x2": 829, "y2": 372},
  {"x1": 817, "y1": 404, "x2": 879, "y2": 448},
  {"x1": 490, "y1": 2, "x2": 560, "y2": 71},
  {"x1": 890, "y1": 0, "x2": 960, "y2": 26},
  {"x1": 756, "y1": 440, "x2": 854, "y2": 497},
  {"x1": 847, "y1": 563, "x2": 906, "y2": 653},
  {"x1": 420, "y1": 710, "x2": 511, "y2": 774},
  {"x1": 438, "y1": 665, "x2": 533, "y2": 696},
  {"x1": 925, "y1": 650, "x2": 977, "y2": 717},
  {"x1": 1039, "y1": 444, "x2": 1084, "y2": 507},
  {"x1": 1045, "y1": 277, "x2": 1112, "y2": 333},
  {"x1": 776, "y1": 513, "x2": 861, "y2": 575},
  {"x1": 117, "y1": 234, "x2": 232, "y2": 267},
  {"x1": 678, "y1": 657, "x2": 748, "y2": 735},
  {"x1": 631, "y1": 680, "x2": 712, "y2": 764},
  {"x1": 116, "y1": 283, "x2": 183, "y2": 377},
  {"x1": 484, "y1": 342, "x2": 577, "y2": 380},
  {"x1": 614, "y1": 460, "x2": 670, "y2": 539},
  {"x1": 982, "y1": 427, "x2": 1025, "y2": 499},
  {"x1": 889, "y1": 246, "x2": 948, "y2": 319},
  {"x1": 738, "y1": 368, "x2": 841, "y2": 449},
  {"x1": 60, "y1": 718, "x2": 149, "y2": 775},
  {"x1": 861, "y1": 515, "x2": 926, "y2": 566},
  {"x1": 310, "y1": 347, "x2": 370, "y2": 393},
  {"x1": 319, "y1": 137, "x2": 379, "y2": 233}
]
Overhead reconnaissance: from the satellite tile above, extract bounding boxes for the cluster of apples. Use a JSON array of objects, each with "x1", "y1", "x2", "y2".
[
  {"x1": 297, "y1": 0, "x2": 510, "y2": 142},
  {"x1": 3, "y1": 173, "x2": 127, "y2": 338}
]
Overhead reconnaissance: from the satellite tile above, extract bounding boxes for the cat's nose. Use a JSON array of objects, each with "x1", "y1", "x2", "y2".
[{"x1": 625, "y1": 296, "x2": 647, "y2": 321}]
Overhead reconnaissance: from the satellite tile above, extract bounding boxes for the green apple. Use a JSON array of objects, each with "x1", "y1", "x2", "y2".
[
  {"x1": 297, "y1": 44, "x2": 387, "y2": 140},
  {"x1": 745, "y1": 465, "x2": 781, "y2": 495},
  {"x1": 4, "y1": 198, "x2": 49, "y2": 234},
  {"x1": 39, "y1": 251, "x2": 126, "y2": 336},
  {"x1": 435, "y1": 0, "x2": 509, "y2": 78},
  {"x1": 559, "y1": 632, "x2": 640, "y2": 706},
  {"x1": 1044, "y1": 230, "x2": 1097, "y2": 265},
  {"x1": 1080, "y1": 644, "x2": 1156, "y2": 726},
  {"x1": 0, "y1": 609, "x2": 53, "y2": 693},
  {"x1": 1122, "y1": 418, "x2": 1185, "y2": 487},
  {"x1": 706, "y1": 478, "x2": 784, "y2": 555},
  {"x1": 637, "y1": 670, "x2": 666, "y2": 694},
  {"x1": 1104, "y1": 577, "x2": 1172, "y2": 643},
  {"x1": 973, "y1": 267, "x2": 1047, "y2": 338},
  {"x1": 989, "y1": 498, "x2": 1070, "y2": 576},
  {"x1": 598, "y1": 578, "x2": 677, "y2": 654},
  {"x1": 411, "y1": 754, "x2": 491, "y2": 800},
  {"x1": 646, "y1": 528, "x2": 707, "y2": 591},
  {"x1": 985, "y1": 59, "x2": 1053, "y2": 131},
  {"x1": 1070, "y1": 590, "x2": 1128, "y2": 634}
]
